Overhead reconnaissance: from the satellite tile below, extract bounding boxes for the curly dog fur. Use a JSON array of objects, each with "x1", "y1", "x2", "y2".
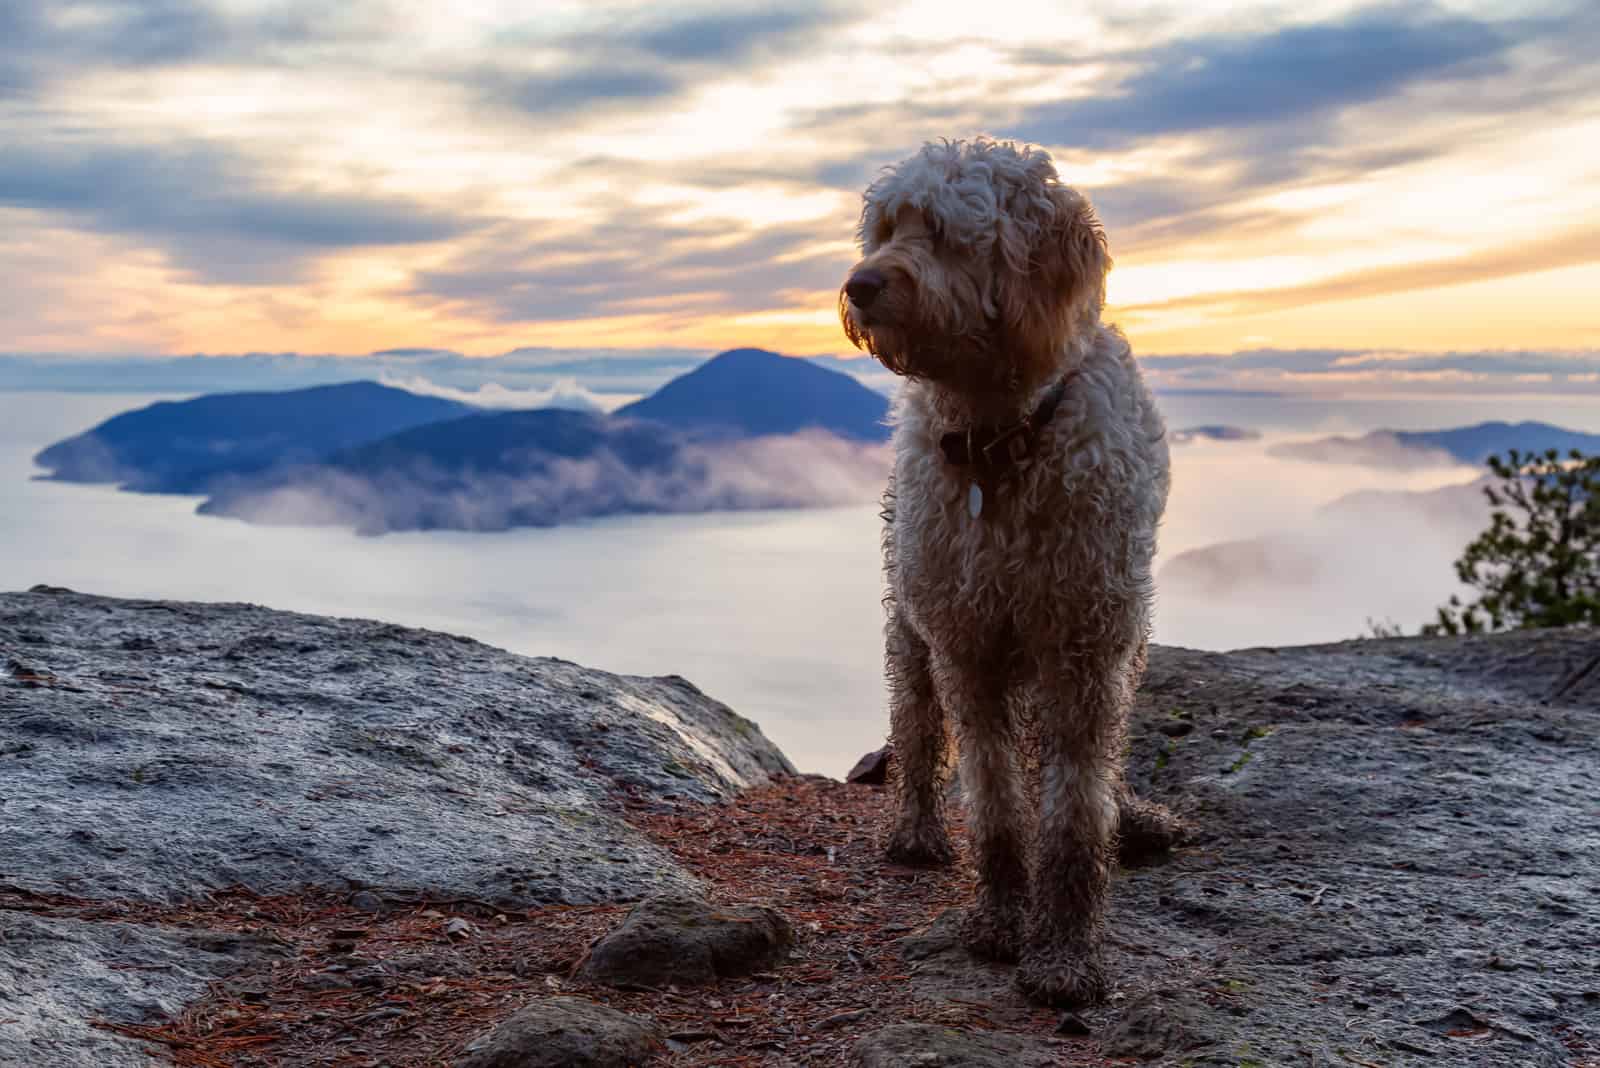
[{"x1": 839, "y1": 138, "x2": 1179, "y2": 1006}]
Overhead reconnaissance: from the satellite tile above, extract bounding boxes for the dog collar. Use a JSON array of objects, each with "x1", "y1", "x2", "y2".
[{"x1": 938, "y1": 372, "x2": 1075, "y2": 469}]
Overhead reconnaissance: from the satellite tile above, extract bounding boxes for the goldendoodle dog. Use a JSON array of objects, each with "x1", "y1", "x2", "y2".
[{"x1": 839, "y1": 137, "x2": 1179, "y2": 1006}]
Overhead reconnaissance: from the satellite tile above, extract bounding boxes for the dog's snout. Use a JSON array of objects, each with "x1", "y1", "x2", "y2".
[{"x1": 846, "y1": 269, "x2": 887, "y2": 309}]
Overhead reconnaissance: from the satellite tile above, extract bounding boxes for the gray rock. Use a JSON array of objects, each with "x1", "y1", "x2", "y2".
[
  {"x1": 0, "y1": 587, "x2": 792, "y2": 1067},
  {"x1": 0, "y1": 911, "x2": 289, "y2": 1067},
  {"x1": 1110, "y1": 628, "x2": 1600, "y2": 1067},
  {"x1": 1097, "y1": 989, "x2": 1214, "y2": 1061},
  {"x1": 0, "y1": 587, "x2": 793, "y2": 907},
  {"x1": 846, "y1": 745, "x2": 891, "y2": 784},
  {"x1": 6, "y1": 588, "x2": 1599, "y2": 1067},
  {"x1": 578, "y1": 895, "x2": 794, "y2": 988},
  {"x1": 850, "y1": 1023, "x2": 1064, "y2": 1067},
  {"x1": 895, "y1": 911, "x2": 1021, "y2": 1019},
  {"x1": 877, "y1": 629, "x2": 1600, "y2": 1066},
  {"x1": 454, "y1": 996, "x2": 662, "y2": 1068}
]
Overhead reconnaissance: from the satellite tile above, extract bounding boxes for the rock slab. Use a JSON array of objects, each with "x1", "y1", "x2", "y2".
[
  {"x1": 579, "y1": 895, "x2": 794, "y2": 988},
  {"x1": 0, "y1": 587, "x2": 793, "y2": 907},
  {"x1": 0, "y1": 911, "x2": 290, "y2": 1067},
  {"x1": 455, "y1": 996, "x2": 662, "y2": 1068}
]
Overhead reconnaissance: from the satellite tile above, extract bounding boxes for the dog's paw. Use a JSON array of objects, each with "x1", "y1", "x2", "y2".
[
  {"x1": 960, "y1": 905, "x2": 1023, "y2": 963},
  {"x1": 1016, "y1": 946, "x2": 1108, "y2": 1007},
  {"x1": 885, "y1": 822, "x2": 955, "y2": 867},
  {"x1": 1117, "y1": 796, "x2": 1189, "y2": 864}
]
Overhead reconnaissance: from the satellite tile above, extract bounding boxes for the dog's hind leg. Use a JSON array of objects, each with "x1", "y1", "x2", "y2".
[
  {"x1": 1116, "y1": 789, "x2": 1186, "y2": 862},
  {"x1": 884, "y1": 612, "x2": 955, "y2": 867},
  {"x1": 1115, "y1": 639, "x2": 1187, "y2": 862}
]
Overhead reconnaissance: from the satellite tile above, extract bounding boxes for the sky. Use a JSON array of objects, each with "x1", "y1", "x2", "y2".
[{"x1": 2, "y1": 0, "x2": 1599, "y2": 394}]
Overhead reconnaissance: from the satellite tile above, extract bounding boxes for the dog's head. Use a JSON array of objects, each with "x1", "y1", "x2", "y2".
[{"x1": 839, "y1": 138, "x2": 1109, "y2": 395}]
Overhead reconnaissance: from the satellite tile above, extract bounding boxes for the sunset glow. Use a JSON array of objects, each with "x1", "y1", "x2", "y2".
[{"x1": 3, "y1": 0, "x2": 1598, "y2": 376}]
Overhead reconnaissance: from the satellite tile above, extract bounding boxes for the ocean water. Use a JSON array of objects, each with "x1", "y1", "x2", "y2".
[{"x1": 2, "y1": 391, "x2": 1590, "y2": 773}]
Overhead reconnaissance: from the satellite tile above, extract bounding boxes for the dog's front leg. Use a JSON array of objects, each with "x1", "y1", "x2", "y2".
[
  {"x1": 883, "y1": 612, "x2": 955, "y2": 866},
  {"x1": 1017, "y1": 655, "x2": 1124, "y2": 1006},
  {"x1": 937, "y1": 653, "x2": 1029, "y2": 963}
]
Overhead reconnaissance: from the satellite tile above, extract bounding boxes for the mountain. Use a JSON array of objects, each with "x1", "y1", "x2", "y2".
[
  {"x1": 32, "y1": 350, "x2": 897, "y2": 533},
  {"x1": 325, "y1": 407, "x2": 681, "y2": 479},
  {"x1": 33, "y1": 380, "x2": 474, "y2": 493},
  {"x1": 615, "y1": 348, "x2": 891, "y2": 441},
  {"x1": 1271, "y1": 420, "x2": 1600, "y2": 469}
]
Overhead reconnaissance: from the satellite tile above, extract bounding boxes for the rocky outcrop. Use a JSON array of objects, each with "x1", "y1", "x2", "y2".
[
  {"x1": 0, "y1": 586, "x2": 792, "y2": 1065},
  {"x1": 4, "y1": 586, "x2": 1597, "y2": 1067}
]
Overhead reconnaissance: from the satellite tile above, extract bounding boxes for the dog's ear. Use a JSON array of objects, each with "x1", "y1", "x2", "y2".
[
  {"x1": 1044, "y1": 185, "x2": 1110, "y2": 321},
  {"x1": 857, "y1": 187, "x2": 896, "y2": 253},
  {"x1": 996, "y1": 182, "x2": 1110, "y2": 369}
]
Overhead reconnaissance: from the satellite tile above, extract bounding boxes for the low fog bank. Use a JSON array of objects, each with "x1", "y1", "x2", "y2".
[
  {"x1": 202, "y1": 432, "x2": 895, "y2": 535},
  {"x1": 1270, "y1": 432, "x2": 1459, "y2": 470},
  {"x1": 1157, "y1": 442, "x2": 1488, "y2": 646},
  {"x1": 377, "y1": 373, "x2": 634, "y2": 413}
]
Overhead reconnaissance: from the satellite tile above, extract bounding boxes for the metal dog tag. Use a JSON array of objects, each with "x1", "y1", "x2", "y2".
[{"x1": 967, "y1": 481, "x2": 983, "y2": 519}]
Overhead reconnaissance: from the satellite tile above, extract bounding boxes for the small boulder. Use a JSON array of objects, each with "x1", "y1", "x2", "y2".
[
  {"x1": 578, "y1": 895, "x2": 793, "y2": 988},
  {"x1": 455, "y1": 996, "x2": 661, "y2": 1068},
  {"x1": 1100, "y1": 989, "x2": 1214, "y2": 1061},
  {"x1": 850, "y1": 1023, "x2": 1062, "y2": 1067},
  {"x1": 846, "y1": 745, "x2": 892, "y2": 784}
]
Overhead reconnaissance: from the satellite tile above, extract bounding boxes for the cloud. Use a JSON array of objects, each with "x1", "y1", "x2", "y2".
[
  {"x1": 0, "y1": 347, "x2": 713, "y2": 397},
  {"x1": 0, "y1": 0, "x2": 353, "y2": 96},
  {"x1": 7, "y1": 345, "x2": 1599, "y2": 401},
  {"x1": 0, "y1": 142, "x2": 480, "y2": 283},
  {"x1": 997, "y1": 5, "x2": 1600, "y2": 257},
  {"x1": 1124, "y1": 225, "x2": 1600, "y2": 320},
  {"x1": 487, "y1": 68, "x2": 680, "y2": 117},
  {"x1": 1011, "y1": 7, "x2": 1510, "y2": 150},
  {"x1": 1140, "y1": 347, "x2": 1600, "y2": 395},
  {"x1": 412, "y1": 215, "x2": 851, "y2": 323},
  {"x1": 626, "y1": 9, "x2": 826, "y2": 62},
  {"x1": 2, "y1": 1, "x2": 1599, "y2": 354},
  {"x1": 377, "y1": 374, "x2": 628, "y2": 413},
  {"x1": 475, "y1": 5, "x2": 847, "y2": 122}
]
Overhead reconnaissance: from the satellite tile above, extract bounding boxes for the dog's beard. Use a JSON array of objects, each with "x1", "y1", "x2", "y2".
[{"x1": 841, "y1": 289, "x2": 1018, "y2": 394}]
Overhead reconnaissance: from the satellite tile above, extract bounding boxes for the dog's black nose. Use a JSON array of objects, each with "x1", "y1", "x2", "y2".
[{"x1": 846, "y1": 269, "x2": 886, "y2": 308}]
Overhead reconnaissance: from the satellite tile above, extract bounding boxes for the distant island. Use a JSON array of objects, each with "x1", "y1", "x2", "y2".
[
  {"x1": 33, "y1": 381, "x2": 472, "y2": 494},
  {"x1": 1169, "y1": 425, "x2": 1260, "y2": 445},
  {"x1": 1270, "y1": 420, "x2": 1600, "y2": 469},
  {"x1": 34, "y1": 349, "x2": 894, "y2": 535}
]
